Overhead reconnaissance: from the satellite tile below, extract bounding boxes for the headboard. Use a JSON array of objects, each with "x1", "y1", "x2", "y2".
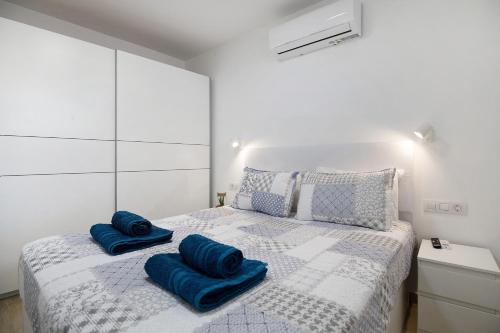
[{"x1": 232, "y1": 141, "x2": 415, "y2": 222}]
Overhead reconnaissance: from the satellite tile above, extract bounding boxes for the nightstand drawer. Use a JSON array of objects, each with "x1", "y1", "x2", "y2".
[
  {"x1": 418, "y1": 295, "x2": 500, "y2": 333},
  {"x1": 419, "y1": 261, "x2": 500, "y2": 310}
]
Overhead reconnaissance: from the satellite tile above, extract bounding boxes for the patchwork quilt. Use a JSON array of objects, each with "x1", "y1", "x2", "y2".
[{"x1": 19, "y1": 207, "x2": 414, "y2": 333}]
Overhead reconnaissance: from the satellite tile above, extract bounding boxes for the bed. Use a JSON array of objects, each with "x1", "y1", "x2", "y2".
[
  {"x1": 20, "y1": 142, "x2": 416, "y2": 332},
  {"x1": 19, "y1": 206, "x2": 414, "y2": 333}
]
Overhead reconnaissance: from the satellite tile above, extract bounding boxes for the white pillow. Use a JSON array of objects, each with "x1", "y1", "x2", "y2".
[{"x1": 315, "y1": 167, "x2": 402, "y2": 221}]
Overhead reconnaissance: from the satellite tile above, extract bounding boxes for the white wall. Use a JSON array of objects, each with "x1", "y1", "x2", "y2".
[
  {"x1": 0, "y1": 0, "x2": 184, "y2": 68},
  {"x1": 187, "y1": 0, "x2": 500, "y2": 259}
]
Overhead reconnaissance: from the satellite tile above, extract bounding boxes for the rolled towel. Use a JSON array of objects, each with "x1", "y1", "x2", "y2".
[
  {"x1": 111, "y1": 211, "x2": 152, "y2": 236},
  {"x1": 145, "y1": 253, "x2": 267, "y2": 312},
  {"x1": 179, "y1": 234, "x2": 243, "y2": 278},
  {"x1": 90, "y1": 224, "x2": 172, "y2": 255}
]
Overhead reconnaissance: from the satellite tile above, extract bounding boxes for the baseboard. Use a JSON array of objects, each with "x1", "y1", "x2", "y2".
[{"x1": 0, "y1": 290, "x2": 19, "y2": 300}]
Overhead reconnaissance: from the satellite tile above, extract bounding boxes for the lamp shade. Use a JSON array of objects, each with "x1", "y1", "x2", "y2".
[{"x1": 414, "y1": 123, "x2": 433, "y2": 142}]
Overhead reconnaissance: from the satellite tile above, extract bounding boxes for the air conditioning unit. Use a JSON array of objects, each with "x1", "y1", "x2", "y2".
[{"x1": 269, "y1": 0, "x2": 362, "y2": 60}]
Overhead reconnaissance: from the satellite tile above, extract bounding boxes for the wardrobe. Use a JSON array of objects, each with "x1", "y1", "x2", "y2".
[{"x1": 0, "y1": 17, "x2": 210, "y2": 294}]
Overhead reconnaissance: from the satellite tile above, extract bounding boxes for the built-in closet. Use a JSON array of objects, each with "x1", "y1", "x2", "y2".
[{"x1": 0, "y1": 17, "x2": 210, "y2": 294}]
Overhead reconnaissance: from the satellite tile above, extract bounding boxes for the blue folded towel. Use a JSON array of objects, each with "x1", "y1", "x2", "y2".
[
  {"x1": 90, "y1": 224, "x2": 173, "y2": 255},
  {"x1": 145, "y1": 253, "x2": 267, "y2": 312},
  {"x1": 111, "y1": 211, "x2": 152, "y2": 236},
  {"x1": 179, "y1": 234, "x2": 243, "y2": 278}
]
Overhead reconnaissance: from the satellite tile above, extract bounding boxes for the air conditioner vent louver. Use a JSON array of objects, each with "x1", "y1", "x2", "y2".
[
  {"x1": 277, "y1": 28, "x2": 352, "y2": 55},
  {"x1": 269, "y1": 0, "x2": 361, "y2": 60}
]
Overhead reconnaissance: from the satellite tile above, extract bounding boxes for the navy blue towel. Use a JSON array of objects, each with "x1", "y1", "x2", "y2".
[
  {"x1": 144, "y1": 253, "x2": 267, "y2": 312},
  {"x1": 111, "y1": 211, "x2": 152, "y2": 236},
  {"x1": 179, "y1": 234, "x2": 243, "y2": 278},
  {"x1": 90, "y1": 224, "x2": 172, "y2": 255}
]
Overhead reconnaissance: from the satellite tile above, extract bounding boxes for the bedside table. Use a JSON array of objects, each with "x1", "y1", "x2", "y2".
[{"x1": 417, "y1": 239, "x2": 500, "y2": 333}]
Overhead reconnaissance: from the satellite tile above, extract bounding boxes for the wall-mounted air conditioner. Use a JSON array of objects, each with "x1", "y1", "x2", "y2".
[{"x1": 269, "y1": 0, "x2": 362, "y2": 60}]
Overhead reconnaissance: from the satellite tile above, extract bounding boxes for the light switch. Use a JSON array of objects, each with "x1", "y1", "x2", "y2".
[
  {"x1": 424, "y1": 200, "x2": 436, "y2": 212},
  {"x1": 438, "y1": 203, "x2": 449, "y2": 212},
  {"x1": 424, "y1": 199, "x2": 467, "y2": 216}
]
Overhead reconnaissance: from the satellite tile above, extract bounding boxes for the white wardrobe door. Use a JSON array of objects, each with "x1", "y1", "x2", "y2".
[
  {"x1": 117, "y1": 142, "x2": 209, "y2": 171},
  {"x1": 117, "y1": 170, "x2": 209, "y2": 220},
  {"x1": 0, "y1": 137, "x2": 114, "y2": 175},
  {"x1": 116, "y1": 50, "x2": 210, "y2": 219},
  {"x1": 117, "y1": 50, "x2": 209, "y2": 144},
  {"x1": 0, "y1": 17, "x2": 116, "y2": 294},
  {"x1": 0, "y1": 174, "x2": 114, "y2": 294},
  {"x1": 0, "y1": 17, "x2": 115, "y2": 139}
]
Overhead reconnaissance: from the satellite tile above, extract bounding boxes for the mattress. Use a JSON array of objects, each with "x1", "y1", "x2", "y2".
[{"x1": 19, "y1": 207, "x2": 414, "y2": 333}]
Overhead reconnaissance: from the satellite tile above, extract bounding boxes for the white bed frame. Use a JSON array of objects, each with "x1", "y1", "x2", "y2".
[{"x1": 388, "y1": 280, "x2": 410, "y2": 333}]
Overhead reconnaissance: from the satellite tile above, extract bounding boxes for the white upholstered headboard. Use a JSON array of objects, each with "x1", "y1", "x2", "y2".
[{"x1": 232, "y1": 141, "x2": 415, "y2": 222}]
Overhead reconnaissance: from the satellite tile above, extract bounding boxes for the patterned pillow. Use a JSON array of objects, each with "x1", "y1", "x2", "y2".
[
  {"x1": 315, "y1": 166, "x2": 402, "y2": 221},
  {"x1": 296, "y1": 168, "x2": 396, "y2": 231},
  {"x1": 232, "y1": 167, "x2": 299, "y2": 217}
]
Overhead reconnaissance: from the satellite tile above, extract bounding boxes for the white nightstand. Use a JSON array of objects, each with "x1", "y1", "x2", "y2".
[{"x1": 417, "y1": 239, "x2": 500, "y2": 333}]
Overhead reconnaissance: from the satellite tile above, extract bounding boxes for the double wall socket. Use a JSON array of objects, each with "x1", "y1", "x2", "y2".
[{"x1": 424, "y1": 200, "x2": 468, "y2": 216}]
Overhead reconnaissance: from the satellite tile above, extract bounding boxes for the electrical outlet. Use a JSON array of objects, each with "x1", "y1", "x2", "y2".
[
  {"x1": 228, "y1": 183, "x2": 239, "y2": 191},
  {"x1": 424, "y1": 200, "x2": 467, "y2": 216},
  {"x1": 448, "y1": 202, "x2": 468, "y2": 216}
]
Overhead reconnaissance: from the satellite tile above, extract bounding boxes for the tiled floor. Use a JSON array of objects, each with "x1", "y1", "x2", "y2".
[{"x1": 0, "y1": 294, "x2": 417, "y2": 333}]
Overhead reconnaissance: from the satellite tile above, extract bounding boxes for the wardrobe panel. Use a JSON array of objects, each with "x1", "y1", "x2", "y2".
[
  {"x1": 0, "y1": 173, "x2": 114, "y2": 294},
  {"x1": 0, "y1": 17, "x2": 115, "y2": 139},
  {"x1": 117, "y1": 142, "x2": 209, "y2": 171},
  {"x1": 117, "y1": 50, "x2": 209, "y2": 144},
  {"x1": 117, "y1": 170, "x2": 210, "y2": 220},
  {"x1": 0, "y1": 137, "x2": 114, "y2": 175}
]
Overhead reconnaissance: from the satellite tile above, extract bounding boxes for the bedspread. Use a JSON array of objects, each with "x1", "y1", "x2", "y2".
[{"x1": 19, "y1": 207, "x2": 414, "y2": 333}]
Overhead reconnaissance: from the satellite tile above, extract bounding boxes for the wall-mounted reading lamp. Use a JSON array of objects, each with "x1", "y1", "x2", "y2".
[
  {"x1": 231, "y1": 139, "x2": 241, "y2": 149},
  {"x1": 414, "y1": 123, "x2": 434, "y2": 142}
]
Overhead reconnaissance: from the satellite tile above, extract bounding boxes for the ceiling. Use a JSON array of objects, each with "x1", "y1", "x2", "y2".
[{"x1": 7, "y1": 0, "x2": 324, "y2": 60}]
